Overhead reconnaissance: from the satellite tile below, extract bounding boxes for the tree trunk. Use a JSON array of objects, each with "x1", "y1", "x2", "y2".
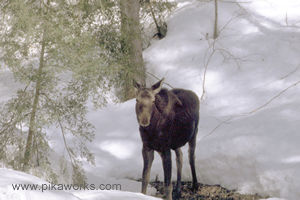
[
  {"x1": 23, "y1": 36, "x2": 46, "y2": 170},
  {"x1": 213, "y1": 0, "x2": 218, "y2": 39},
  {"x1": 120, "y1": 0, "x2": 145, "y2": 101}
]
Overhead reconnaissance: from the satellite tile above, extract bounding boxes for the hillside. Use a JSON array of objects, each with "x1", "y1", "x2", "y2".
[
  {"x1": 1, "y1": 0, "x2": 300, "y2": 200},
  {"x1": 85, "y1": 1, "x2": 300, "y2": 199}
]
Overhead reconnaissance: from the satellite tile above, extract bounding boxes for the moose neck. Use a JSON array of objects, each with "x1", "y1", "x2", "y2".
[{"x1": 150, "y1": 91, "x2": 171, "y2": 131}]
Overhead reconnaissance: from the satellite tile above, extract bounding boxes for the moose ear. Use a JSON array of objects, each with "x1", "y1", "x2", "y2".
[
  {"x1": 133, "y1": 80, "x2": 141, "y2": 90},
  {"x1": 151, "y1": 78, "x2": 164, "y2": 94}
]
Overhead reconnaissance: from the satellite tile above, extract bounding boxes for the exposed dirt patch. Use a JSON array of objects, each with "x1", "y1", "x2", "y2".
[{"x1": 150, "y1": 181, "x2": 267, "y2": 200}]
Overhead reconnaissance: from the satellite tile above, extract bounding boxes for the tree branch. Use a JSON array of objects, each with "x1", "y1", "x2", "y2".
[{"x1": 58, "y1": 119, "x2": 75, "y2": 167}]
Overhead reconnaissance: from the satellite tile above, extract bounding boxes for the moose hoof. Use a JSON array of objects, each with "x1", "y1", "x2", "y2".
[
  {"x1": 163, "y1": 194, "x2": 172, "y2": 200},
  {"x1": 173, "y1": 189, "x2": 181, "y2": 199},
  {"x1": 163, "y1": 185, "x2": 173, "y2": 200},
  {"x1": 192, "y1": 182, "x2": 199, "y2": 192}
]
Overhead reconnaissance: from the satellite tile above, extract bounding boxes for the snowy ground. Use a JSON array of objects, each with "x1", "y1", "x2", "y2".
[
  {"x1": 0, "y1": 168, "x2": 160, "y2": 200},
  {"x1": 84, "y1": 1, "x2": 300, "y2": 199},
  {"x1": 1, "y1": 0, "x2": 300, "y2": 200}
]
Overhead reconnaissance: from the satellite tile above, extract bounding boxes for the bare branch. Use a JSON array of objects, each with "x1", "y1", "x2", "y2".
[
  {"x1": 245, "y1": 79, "x2": 300, "y2": 115},
  {"x1": 146, "y1": 71, "x2": 174, "y2": 89},
  {"x1": 218, "y1": 13, "x2": 242, "y2": 35},
  {"x1": 215, "y1": 47, "x2": 248, "y2": 69},
  {"x1": 280, "y1": 65, "x2": 300, "y2": 80},
  {"x1": 202, "y1": 117, "x2": 233, "y2": 139},
  {"x1": 201, "y1": 49, "x2": 215, "y2": 100},
  {"x1": 201, "y1": 38, "x2": 218, "y2": 101},
  {"x1": 58, "y1": 119, "x2": 75, "y2": 167}
]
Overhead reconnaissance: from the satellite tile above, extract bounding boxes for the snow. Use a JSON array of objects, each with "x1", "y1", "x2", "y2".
[
  {"x1": 246, "y1": 0, "x2": 300, "y2": 27},
  {"x1": 0, "y1": 69, "x2": 22, "y2": 103},
  {"x1": 1, "y1": 0, "x2": 300, "y2": 200},
  {"x1": 73, "y1": 190, "x2": 159, "y2": 200},
  {"x1": 0, "y1": 168, "x2": 160, "y2": 200},
  {"x1": 85, "y1": 1, "x2": 300, "y2": 199},
  {"x1": 0, "y1": 168, "x2": 80, "y2": 200}
]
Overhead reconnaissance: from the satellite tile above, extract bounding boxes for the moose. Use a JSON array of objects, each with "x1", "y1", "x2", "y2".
[{"x1": 134, "y1": 78, "x2": 200, "y2": 200}]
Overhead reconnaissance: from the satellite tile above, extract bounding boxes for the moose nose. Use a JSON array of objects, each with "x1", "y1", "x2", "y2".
[{"x1": 140, "y1": 118, "x2": 150, "y2": 127}]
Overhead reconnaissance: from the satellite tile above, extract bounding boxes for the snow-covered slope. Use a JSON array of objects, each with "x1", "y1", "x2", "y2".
[{"x1": 85, "y1": 1, "x2": 300, "y2": 200}]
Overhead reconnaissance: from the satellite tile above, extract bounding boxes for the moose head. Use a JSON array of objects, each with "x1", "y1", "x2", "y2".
[{"x1": 133, "y1": 78, "x2": 164, "y2": 127}]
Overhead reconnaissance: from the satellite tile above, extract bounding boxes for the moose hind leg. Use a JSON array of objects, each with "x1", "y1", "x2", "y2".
[
  {"x1": 174, "y1": 148, "x2": 182, "y2": 198},
  {"x1": 141, "y1": 146, "x2": 154, "y2": 194},
  {"x1": 160, "y1": 149, "x2": 172, "y2": 200},
  {"x1": 188, "y1": 130, "x2": 198, "y2": 191}
]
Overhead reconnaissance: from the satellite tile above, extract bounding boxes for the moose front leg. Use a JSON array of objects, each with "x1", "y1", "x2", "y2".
[
  {"x1": 141, "y1": 145, "x2": 154, "y2": 194},
  {"x1": 175, "y1": 148, "x2": 182, "y2": 198},
  {"x1": 160, "y1": 149, "x2": 172, "y2": 200}
]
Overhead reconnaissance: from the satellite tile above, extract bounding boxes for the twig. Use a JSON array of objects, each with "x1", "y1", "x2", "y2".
[
  {"x1": 215, "y1": 47, "x2": 247, "y2": 69},
  {"x1": 146, "y1": 71, "x2": 174, "y2": 88},
  {"x1": 280, "y1": 65, "x2": 299, "y2": 80},
  {"x1": 244, "y1": 79, "x2": 300, "y2": 115},
  {"x1": 201, "y1": 50, "x2": 214, "y2": 100},
  {"x1": 200, "y1": 13, "x2": 244, "y2": 99},
  {"x1": 202, "y1": 117, "x2": 233, "y2": 139},
  {"x1": 201, "y1": 39, "x2": 217, "y2": 100},
  {"x1": 218, "y1": 13, "x2": 242, "y2": 35}
]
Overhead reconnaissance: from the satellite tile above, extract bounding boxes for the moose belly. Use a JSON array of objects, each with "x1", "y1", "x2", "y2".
[
  {"x1": 140, "y1": 121, "x2": 195, "y2": 152},
  {"x1": 170, "y1": 121, "x2": 195, "y2": 150},
  {"x1": 141, "y1": 131, "x2": 172, "y2": 152}
]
